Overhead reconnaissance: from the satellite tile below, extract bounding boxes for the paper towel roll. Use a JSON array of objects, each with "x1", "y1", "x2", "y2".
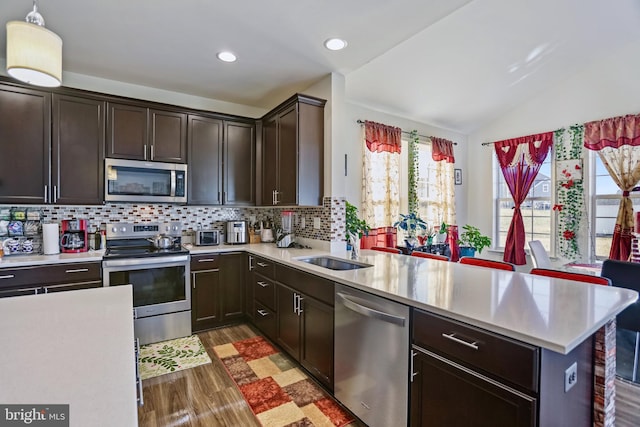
[{"x1": 43, "y1": 223, "x2": 60, "y2": 255}]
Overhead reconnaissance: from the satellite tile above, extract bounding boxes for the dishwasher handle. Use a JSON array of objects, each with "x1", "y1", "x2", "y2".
[{"x1": 337, "y1": 292, "x2": 406, "y2": 326}]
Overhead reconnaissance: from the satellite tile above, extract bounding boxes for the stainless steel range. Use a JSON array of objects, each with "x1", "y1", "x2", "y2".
[{"x1": 102, "y1": 222, "x2": 191, "y2": 345}]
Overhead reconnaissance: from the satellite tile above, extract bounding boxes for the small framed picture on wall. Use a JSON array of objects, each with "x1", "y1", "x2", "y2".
[{"x1": 454, "y1": 168, "x2": 462, "y2": 185}]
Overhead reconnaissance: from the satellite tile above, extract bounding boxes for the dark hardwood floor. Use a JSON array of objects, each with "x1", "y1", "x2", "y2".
[{"x1": 138, "y1": 324, "x2": 261, "y2": 427}]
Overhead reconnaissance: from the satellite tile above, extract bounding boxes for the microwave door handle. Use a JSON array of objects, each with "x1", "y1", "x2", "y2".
[{"x1": 170, "y1": 170, "x2": 176, "y2": 197}]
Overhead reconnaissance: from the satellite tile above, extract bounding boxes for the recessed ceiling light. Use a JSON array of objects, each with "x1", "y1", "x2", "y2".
[
  {"x1": 324, "y1": 38, "x2": 347, "y2": 51},
  {"x1": 217, "y1": 51, "x2": 237, "y2": 62}
]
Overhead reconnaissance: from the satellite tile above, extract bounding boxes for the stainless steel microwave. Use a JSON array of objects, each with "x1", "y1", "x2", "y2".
[
  {"x1": 105, "y1": 158, "x2": 187, "y2": 203},
  {"x1": 195, "y1": 230, "x2": 221, "y2": 246}
]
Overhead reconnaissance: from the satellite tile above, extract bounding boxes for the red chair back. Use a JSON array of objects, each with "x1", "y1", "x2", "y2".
[
  {"x1": 411, "y1": 252, "x2": 448, "y2": 261},
  {"x1": 529, "y1": 268, "x2": 611, "y2": 286},
  {"x1": 371, "y1": 246, "x2": 402, "y2": 254},
  {"x1": 459, "y1": 256, "x2": 515, "y2": 271}
]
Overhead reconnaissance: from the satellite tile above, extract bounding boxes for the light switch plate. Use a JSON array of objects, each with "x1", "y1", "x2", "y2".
[{"x1": 313, "y1": 217, "x2": 321, "y2": 229}]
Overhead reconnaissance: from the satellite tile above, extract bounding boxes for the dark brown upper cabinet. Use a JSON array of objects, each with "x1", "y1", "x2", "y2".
[
  {"x1": 260, "y1": 93, "x2": 325, "y2": 206},
  {"x1": 0, "y1": 84, "x2": 51, "y2": 204},
  {"x1": 107, "y1": 102, "x2": 187, "y2": 163},
  {"x1": 188, "y1": 115, "x2": 255, "y2": 206},
  {"x1": 52, "y1": 94, "x2": 105, "y2": 205}
]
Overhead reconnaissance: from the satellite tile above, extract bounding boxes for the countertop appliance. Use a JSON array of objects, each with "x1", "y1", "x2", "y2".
[
  {"x1": 102, "y1": 221, "x2": 191, "y2": 345},
  {"x1": 105, "y1": 158, "x2": 187, "y2": 204},
  {"x1": 60, "y1": 218, "x2": 88, "y2": 253},
  {"x1": 226, "y1": 221, "x2": 248, "y2": 244},
  {"x1": 334, "y1": 284, "x2": 410, "y2": 427},
  {"x1": 195, "y1": 229, "x2": 220, "y2": 246}
]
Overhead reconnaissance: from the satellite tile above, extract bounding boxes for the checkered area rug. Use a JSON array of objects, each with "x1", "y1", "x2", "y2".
[{"x1": 213, "y1": 336, "x2": 355, "y2": 427}]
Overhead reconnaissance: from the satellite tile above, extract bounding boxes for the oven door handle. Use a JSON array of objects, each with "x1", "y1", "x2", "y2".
[{"x1": 102, "y1": 255, "x2": 189, "y2": 268}]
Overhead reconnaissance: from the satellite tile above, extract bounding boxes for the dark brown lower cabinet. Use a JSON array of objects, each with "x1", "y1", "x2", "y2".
[
  {"x1": 275, "y1": 281, "x2": 334, "y2": 390},
  {"x1": 410, "y1": 346, "x2": 536, "y2": 427},
  {"x1": 191, "y1": 252, "x2": 244, "y2": 332},
  {"x1": 0, "y1": 262, "x2": 102, "y2": 298},
  {"x1": 219, "y1": 252, "x2": 245, "y2": 322},
  {"x1": 411, "y1": 308, "x2": 594, "y2": 427}
]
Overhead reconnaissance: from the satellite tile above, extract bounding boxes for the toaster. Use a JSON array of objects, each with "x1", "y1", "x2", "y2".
[{"x1": 195, "y1": 229, "x2": 221, "y2": 246}]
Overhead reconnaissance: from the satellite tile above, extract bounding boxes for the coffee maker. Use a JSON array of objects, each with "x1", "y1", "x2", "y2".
[{"x1": 60, "y1": 219, "x2": 88, "y2": 253}]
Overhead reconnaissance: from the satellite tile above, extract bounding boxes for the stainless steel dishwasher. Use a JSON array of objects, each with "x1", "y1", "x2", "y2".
[{"x1": 334, "y1": 284, "x2": 410, "y2": 427}]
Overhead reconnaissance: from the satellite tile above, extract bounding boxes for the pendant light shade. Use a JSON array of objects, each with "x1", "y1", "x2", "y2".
[{"x1": 6, "y1": 3, "x2": 62, "y2": 87}]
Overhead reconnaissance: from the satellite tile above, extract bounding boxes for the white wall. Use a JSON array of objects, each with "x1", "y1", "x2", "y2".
[{"x1": 467, "y1": 39, "x2": 640, "y2": 264}]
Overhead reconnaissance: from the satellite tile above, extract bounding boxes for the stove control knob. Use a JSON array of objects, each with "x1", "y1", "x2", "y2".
[
  {"x1": 111, "y1": 226, "x2": 118, "y2": 233},
  {"x1": 172, "y1": 225, "x2": 179, "y2": 231},
  {"x1": 121, "y1": 226, "x2": 127, "y2": 233}
]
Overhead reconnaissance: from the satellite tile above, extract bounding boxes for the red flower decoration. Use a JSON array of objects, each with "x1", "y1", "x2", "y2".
[
  {"x1": 561, "y1": 179, "x2": 575, "y2": 189},
  {"x1": 552, "y1": 204, "x2": 563, "y2": 211},
  {"x1": 563, "y1": 230, "x2": 575, "y2": 240},
  {"x1": 575, "y1": 164, "x2": 581, "y2": 170}
]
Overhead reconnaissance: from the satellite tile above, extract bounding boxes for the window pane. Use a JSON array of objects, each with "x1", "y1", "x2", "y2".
[{"x1": 494, "y1": 153, "x2": 552, "y2": 252}]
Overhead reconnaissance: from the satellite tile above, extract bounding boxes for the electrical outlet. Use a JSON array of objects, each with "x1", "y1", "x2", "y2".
[
  {"x1": 249, "y1": 215, "x2": 256, "y2": 223},
  {"x1": 313, "y1": 217, "x2": 321, "y2": 229},
  {"x1": 564, "y1": 362, "x2": 578, "y2": 392},
  {"x1": 300, "y1": 217, "x2": 306, "y2": 229}
]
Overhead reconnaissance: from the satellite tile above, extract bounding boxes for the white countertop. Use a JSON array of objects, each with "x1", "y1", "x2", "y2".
[
  {"x1": 193, "y1": 243, "x2": 638, "y2": 354},
  {"x1": 1, "y1": 242, "x2": 637, "y2": 355},
  {"x1": 0, "y1": 285, "x2": 138, "y2": 426},
  {"x1": 0, "y1": 250, "x2": 104, "y2": 268}
]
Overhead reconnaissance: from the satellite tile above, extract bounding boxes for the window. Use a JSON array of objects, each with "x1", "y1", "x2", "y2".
[
  {"x1": 494, "y1": 153, "x2": 554, "y2": 252},
  {"x1": 411, "y1": 140, "x2": 455, "y2": 230},
  {"x1": 590, "y1": 152, "x2": 640, "y2": 259}
]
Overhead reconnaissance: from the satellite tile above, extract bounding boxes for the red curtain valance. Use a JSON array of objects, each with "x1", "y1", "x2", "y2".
[
  {"x1": 431, "y1": 137, "x2": 455, "y2": 163},
  {"x1": 494, "y1": 132, "x2": 554, "y2": 166},
  {"x1": 584, "y1": 114, "x2": 640, "y2": 151},
  {"x1": 365, "y1": 120, "x2": 401, "y2": 154}
]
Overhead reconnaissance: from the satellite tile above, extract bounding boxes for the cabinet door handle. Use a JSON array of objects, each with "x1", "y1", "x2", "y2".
[
  {"x1": 218, "y1": 191, "x2": 221, "y2": 203},
  {"x1": 256, "y1": 262, "x2": 269, "y2": 267},
  {"x1": 292, "y1": 293, "x2": 298, "y2": 314},
  {"x1": 198, "y1": 258, "x2": 216, "y2": 262},
  {"x1": 410, "y1": 350, "x2": 418, "y2": 382},
  {"x1": 248, "y1": 255, "x2": 255, "y2": 271},
  {"x1": 150, "y1": 144, "x2": 154, "y2": 160},
  {"x1": 257, "y1": 309, "x2": 269, "y2": 317},
  {"x1": 143, "y1": 144, "x2": 148, "y2": 160},
  {"x1": 44, "y1": 185, "x2": 48, "y2": 203},
  {"x1": 441, "y1": 333, "x2": 479, "y2": 350},
  {"x1": 0, "y1": 275, "x2": 16, "y2": 280},
  {"x1": 297, "y1": 296, "x2": 304, "y2": 315},
  {"x1": 53, "y1": 185, "x2": 58, "y2": 203},
  {"x1": 257, "y1": 281, "x2": 269, "y2": 288},
  {"x1": 65, "y1": 268, "x2": 89, "y2": 273}
]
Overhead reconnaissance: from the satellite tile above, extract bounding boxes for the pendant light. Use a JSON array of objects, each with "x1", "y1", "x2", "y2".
[{"x1": 6, "y1": 0, "x2": 63, "y2": 87}]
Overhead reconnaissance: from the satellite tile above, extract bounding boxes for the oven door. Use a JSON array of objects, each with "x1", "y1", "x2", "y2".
[{"x1": 102, "y1": 255, "x2": 190, "y2": 318}]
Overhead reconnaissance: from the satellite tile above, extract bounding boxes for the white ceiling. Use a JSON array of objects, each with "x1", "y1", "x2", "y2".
[{"x1": 1, "y1": 0, "x2": 640, "y2": 133}]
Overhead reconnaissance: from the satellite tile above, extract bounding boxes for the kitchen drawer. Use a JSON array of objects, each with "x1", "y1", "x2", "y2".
[
  {"x1": 190, "y1": 254, "x2": 220, "y2": 271},
  {"x1": 249, "y1": 255, "x2": 275, "y2": 279},
  {"x1": 0, "y1": 262, "x2": 101, "y2": 289},
  {"x1": 253, "y1": 273, "x2": 276, "y2": 310},
  {"x1": 412, "y1": 309, "x2": 539, "y2": 393},
  {"x1": 254, "y1": 301, "x2": 276, "y2": 341},
  {"x1": 275, "y1": 264, "x2": 334, "y2": 306}
]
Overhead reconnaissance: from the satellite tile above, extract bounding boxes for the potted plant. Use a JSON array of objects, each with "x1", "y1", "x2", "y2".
[
  {"x1": 458, "y1": 224, "x2": 492, "y2": 257},
  {"x1": 435, "y1": 221, "x2": 449, "y2": 244},
  {"x1": 393, "y1": 213, "x2": 427, "y2": 249},
  {"x1": 345, "y1": 201, "x2": 370, "y2": 256}
]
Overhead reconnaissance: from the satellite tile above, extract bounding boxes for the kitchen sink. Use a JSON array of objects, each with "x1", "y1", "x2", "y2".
[{"x1": 296, "y1": 256, "x2": 372, "y2": 271}]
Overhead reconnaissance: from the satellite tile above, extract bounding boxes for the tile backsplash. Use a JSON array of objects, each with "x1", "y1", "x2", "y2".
[{"x1": 0, "y1": 197, "x2": 347, "y2": 243}]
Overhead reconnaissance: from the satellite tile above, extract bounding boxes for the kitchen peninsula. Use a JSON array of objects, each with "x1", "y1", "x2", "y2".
[{"x1": 0, "y1": 245, "x2": 636, "y2": 426}]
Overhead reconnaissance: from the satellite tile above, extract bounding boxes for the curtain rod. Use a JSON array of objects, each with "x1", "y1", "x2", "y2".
[{"x1": 356, "y1": 119, "x2": 457, "y2": 145}]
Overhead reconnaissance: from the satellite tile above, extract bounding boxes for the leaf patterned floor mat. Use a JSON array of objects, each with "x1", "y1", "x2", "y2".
[{"x1": 139, "y1": 335, "x2": 212, "y2": 380}]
